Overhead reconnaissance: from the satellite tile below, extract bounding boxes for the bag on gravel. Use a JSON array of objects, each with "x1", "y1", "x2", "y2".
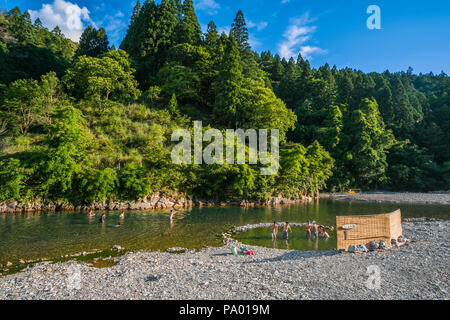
[
  {"x1": 239, "y1": 247, "x2": 248, "y2": 255},
  {"x1": 379, "y1": 240, "x2": 390, "y2": 250},
  {"x1": 370, "y1": 241, "x2": 379, "y2": 250},
  {"x1": 357, "y1": 245, "x2": 369, "y2": 252}
]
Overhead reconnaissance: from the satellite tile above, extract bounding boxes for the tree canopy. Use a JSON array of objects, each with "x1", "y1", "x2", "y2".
[{"x1": 0, "y1": 3, "x2": 449, "y2": 205}]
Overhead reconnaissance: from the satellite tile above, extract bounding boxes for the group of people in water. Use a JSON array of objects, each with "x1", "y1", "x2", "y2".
[
  {"x1": 88, "y1": 210, "x2": 327, "y2": 241},
  {"x1": 88, "y1": 210, "x2": 125, "y2": 227},
  {"x1": 88, "y1": 209, "x2": 178, "y2": 227},
  {"x1": 270, "y1": 220, "x2": 330, "y2": 241}
]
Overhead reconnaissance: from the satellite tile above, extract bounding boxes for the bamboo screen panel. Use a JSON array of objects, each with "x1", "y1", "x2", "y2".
[{"x1": 336, "y1": 210, "x2": 402, "y2": 250}]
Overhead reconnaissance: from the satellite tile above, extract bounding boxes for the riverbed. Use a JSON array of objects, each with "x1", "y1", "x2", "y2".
[{"x1": 0, "y1": 220, "x2": 448, "y2": 300}]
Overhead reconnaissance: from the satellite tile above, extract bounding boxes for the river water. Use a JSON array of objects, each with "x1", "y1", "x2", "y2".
[{"x1": 0, "y1": 199, "x2": 449, "y2": 263}]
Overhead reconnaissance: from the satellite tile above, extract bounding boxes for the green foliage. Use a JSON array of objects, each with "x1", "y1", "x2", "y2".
[
  {"x1": 339, "y1": 98, "x2": 395, "y2": 188},
  {"x1": 63, "y1": 50, "x2": 140, "y2": 109},
  {"x1": 0, "y1": 159, "x2": 29, "y2": 201},
  {"x1": 75, "y1": 26, "x2": 109, "y2": 58},
  {"x1": 278, "y1": 142, "x2": 333, "y2": 196},
  {"x1": 176, "y1": 0, "x2": 202, "y2": 45},
  {"x1": 213, "y1": 36, "x2": 243, "y2": 127},
  {"x1": 1, "y1": 3, "x2": 449, "y2": 207},
  {"x1": 0, "y1": 8, "x2": 75, "y2": 84},
  {"x1": 79, "y1": 168, "x2": 118, "y2": 202},
  {"x1": 119, "y1": 161, "x2": 151, "y2": 200},
  {"x1": 230, "y1": 10, "x2": 249, "y2": 52},
  {"x1": 1, "y1": 72, "x2": 62, "y2": 135},
  {"x1": 39, "y1": 106, "x2": 89, "y2": 200}
]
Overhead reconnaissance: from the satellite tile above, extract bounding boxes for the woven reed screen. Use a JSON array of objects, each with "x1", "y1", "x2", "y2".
[{"x1": 336, "y1": 210, "x2": 402, "y2": 250}]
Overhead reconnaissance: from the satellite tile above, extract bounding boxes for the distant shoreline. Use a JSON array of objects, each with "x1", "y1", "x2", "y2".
[
  {"x1": 2, "y1": 191, "x2": 450, "y2": 214},
  {"x1": 321, "y1": 191, "x2": 450, "y2": 205},
  {"x1": 0, "y1": 194, "x2": 318, "y2": 214}
]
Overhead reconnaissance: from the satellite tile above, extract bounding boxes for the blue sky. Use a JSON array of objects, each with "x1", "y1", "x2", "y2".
[{"x1": 1, "y1": 0, "x2": 449, "y2": 74}]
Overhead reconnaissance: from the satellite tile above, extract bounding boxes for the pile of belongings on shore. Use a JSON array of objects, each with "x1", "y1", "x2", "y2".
[
  {"x1": 347, "y1": 235, "x2": 410, "y2": 253},
  {"x1": 231, "y1": 246, "x2": 254, "y2": 256}
]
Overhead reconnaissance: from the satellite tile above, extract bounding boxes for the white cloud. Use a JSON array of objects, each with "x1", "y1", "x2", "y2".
[
  {"x1": 29, "y1": 0, "x2": 95, "y2": 42},
  {"x1": 278, "y1": 13, "x2": 326, "y2": 60},
  {"x1": 299, "y1": 46, "x2": 328, "y2": 60},
  {"x1": 196, "y1": 0, "x2": 220, "y2": 15},
  {"x1": 248, "y1": 34, "x2": 262, "y2": 49},
  {"x1": 217, "y1": 26, "x2": 231, "y2": 36},
  {"x1": 247, "y1": 20, "x2": 268, "y2": 31}
]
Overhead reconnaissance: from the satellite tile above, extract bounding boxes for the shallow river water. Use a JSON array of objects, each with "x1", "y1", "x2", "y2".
[{"x1": 0, "y1": 199, "x2": 449, "y2": 263}]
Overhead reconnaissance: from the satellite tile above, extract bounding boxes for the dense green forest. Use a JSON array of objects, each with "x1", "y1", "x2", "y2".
[{"x1": 0, "y1": 1, "x2": 449, "y2": 205}]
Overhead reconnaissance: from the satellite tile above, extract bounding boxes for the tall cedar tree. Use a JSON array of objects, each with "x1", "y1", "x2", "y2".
[
  {"x1": 176, "y1": 0, "x2": 202, "y2": 45},
  {"x1": 75, "y1": 26, "x2": 109, "y2": 58},
  {"x1": 213, "y1": 35, "x2": 243, "y2": 128},
  {"x1": 230, "y1": 10, "x2": 249, "y2": 52}
]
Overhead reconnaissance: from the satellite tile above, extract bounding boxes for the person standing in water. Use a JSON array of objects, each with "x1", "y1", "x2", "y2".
[
  {"x1": 99, "y1": 213, "x2": 106, "y2": 224},
  {"x1": 311, "y1": 221, "x2": 319, "y2": 238},
  {"x1": 282, "y1": 222, "x2": 292, "y2": 239},
  {"x1": 119, "y1": 211, "x2": 125, "y2": 219},
  {"x1": 305, "y1": 220, "x2": 311, "y2": 238},
  {"x1": 88, "y1": 210, "x2": 95, "y2": 217},
  {"x1": 169, "y1": 209, "x2": 176, "y2": 221},
  {"x1": 270, "y1": 222, "x2": 279, "y2": 240}
]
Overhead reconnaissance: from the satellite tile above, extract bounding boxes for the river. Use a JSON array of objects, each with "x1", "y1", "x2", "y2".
[{"x1": 0, "y1": 199, "x2": 449, "y2": 263}]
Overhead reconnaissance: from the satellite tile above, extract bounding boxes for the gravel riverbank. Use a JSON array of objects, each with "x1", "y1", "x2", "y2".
[
  {"x1": 322, "y1": 191, "x2": 450, "y2": 205},
  {"x1": 0, "y1": 220, "x2": 448, "y2": 300}
]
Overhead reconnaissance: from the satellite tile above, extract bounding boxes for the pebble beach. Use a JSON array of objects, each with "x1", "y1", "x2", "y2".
[
  {"x1": 322, "y1": 191, "x2": 450, "y2": 205},
  {"x1": 0, "y1": 220, "x2": 448, "y2": 300}
]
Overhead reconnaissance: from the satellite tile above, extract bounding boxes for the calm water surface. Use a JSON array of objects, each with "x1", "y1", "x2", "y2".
[{"x1": 0, "y1": 200, "x2": 448, "y2": 262}]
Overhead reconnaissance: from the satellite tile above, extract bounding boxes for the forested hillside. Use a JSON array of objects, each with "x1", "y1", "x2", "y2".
[{"x1": 0, "y1": 1, "x2": 448, "y2": 205}]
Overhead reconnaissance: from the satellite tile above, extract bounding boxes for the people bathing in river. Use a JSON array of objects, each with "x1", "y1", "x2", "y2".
[
  {"x1": 282, "y1": 222, "x2": 292, "y2": 239},
  {"x1": 270, "y1": 221, "x2": 278, "y2": 240},
  {"x1": 99, "y1": 213, "x2": 106, "y2": 224},
  {"x1": 305, "y1": 220, "x2": 311, "y2": 238},
  {"x1": 169, "y1": 209, "x2": 177, "y2": 221},
  {"x1": 311, "y1": 221, "x2": 319, "y2": 238},
  {"x1": 119, "y1": 211, "x2": 125, "y2": 219},
  {"x1": 268, "y1": 220, "x2": 329, "y2": 240},
  {"x1": 88, "y1": 210, "x2": 95, "y2": 217},
  {"x1": 319, "y1": 225, "x2": 330, "y2": 239},
  {"x1": 109, "y1": 223, "x2": 121, "y2": 228}
]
